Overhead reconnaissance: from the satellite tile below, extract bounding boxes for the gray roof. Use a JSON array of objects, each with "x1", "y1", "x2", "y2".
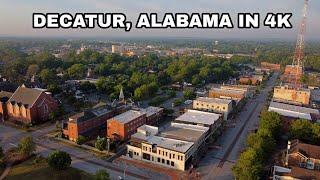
[
  {"x1": 112, "y1": 110, "x2": 146, "y2": 124},
  {"x1": 140, "y1": 106, "x2": 164, "y2": 117},
  {"x1": 194, "y1": 97, "x2": 232, "y2": 105},
  {"x1": 268, "y1": 101, "x2": 320, "y2": 120},
  {"x1": 160, "y1": 123, "x2": 208, "y2": 142},
  {"x1": 175, "y1": 109, "x2": 221, "y2": 125},
  {"x1": 9, "y1": 86, "x2": 43, "y2": 107},
  {"x1": 69, "y1": 106, "x2": 112, "y2": 124}
]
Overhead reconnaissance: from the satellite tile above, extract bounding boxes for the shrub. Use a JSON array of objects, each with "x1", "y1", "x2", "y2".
[
  {"x1": 18, "y1": 136, "x2": 36, "y2": 157},
  {"x1": 47, "y1": 151, "x2": 72, "y2": 170},
  {"x1": 95, "y1": 169, "x2": 110, "y2": 180},
  {"x1": 76, "y1": 135, "x2": 87, "y2": 145}
]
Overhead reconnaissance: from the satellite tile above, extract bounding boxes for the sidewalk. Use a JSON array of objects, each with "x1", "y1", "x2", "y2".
[{"x1": 115, "y1": 156, "x2": 189, "y2": 180}]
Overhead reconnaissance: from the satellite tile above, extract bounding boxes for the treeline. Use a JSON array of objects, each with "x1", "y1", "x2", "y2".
[
  {"x1": 0, "y1": 48, "x2": 238, "y2": 101},
  {"x1": 232, "y1": 111, "x2": 282, "y2": 180}
]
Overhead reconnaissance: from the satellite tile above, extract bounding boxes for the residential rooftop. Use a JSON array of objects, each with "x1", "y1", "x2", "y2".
[{"x1": 175, "y1": 109, "x2": 221, "y2": 126}]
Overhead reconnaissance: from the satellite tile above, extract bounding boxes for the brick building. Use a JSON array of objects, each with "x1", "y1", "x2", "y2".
[
  {"x1": 107, "y1": 110, "x2": 146, "y2": 141},
  {"x1": 5, "y1": 86, "x2": 58, "y2": 125},
  {"x1": 209, "y1": 88, "x2": 245, "y2": 101},
  {"x1": 239, "y1": 76, "x2": 260, "y2": 85},
  {"x1": 0, "y1": 91, "x2": 13, "y2": 121},
  {"x1": 272, "y1": 140, "x2": 320, "y2": 180},
  {"x1": 139, "y1": 106, "x2": 164, "y2": 126},
  {"x1": 273, "y1": 86, "x2": 311, "y2": 105},
  {"x1": 63, "y1": 105, "x2": 125, "y2": 141},
  {"x1": 281, "y1": 65, "x2": 303, "y2": 84},
  {"x1": 260, "y1": 62, "x2": 281, "y2": 71}
]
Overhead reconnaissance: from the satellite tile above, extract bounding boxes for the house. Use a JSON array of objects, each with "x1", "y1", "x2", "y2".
[
  {"x1": 5, "y1": 86, "x2": 58, "y2": 125},
  {"x1": 107, "y1": 110, "x2": 146, "y2": 141},
  {"x1": 193, "y1": 97, "x2": 233, "y2": 120},
  {"x1": 272, "y1": 140, "x2": 320, "y2": 180}
]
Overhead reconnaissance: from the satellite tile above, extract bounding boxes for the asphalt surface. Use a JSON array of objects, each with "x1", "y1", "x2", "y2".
[{"x1": 197, "y1": 73, "x2": 278, "y2": 180}]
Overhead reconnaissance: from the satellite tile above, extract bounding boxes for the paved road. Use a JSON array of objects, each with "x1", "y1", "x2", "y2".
[
  {"x1": 0, "y1": 124, "x2": 166, "y2": 179},
  {"x1": 197, "y1": 73, "x2": 278, "y2": 180}
]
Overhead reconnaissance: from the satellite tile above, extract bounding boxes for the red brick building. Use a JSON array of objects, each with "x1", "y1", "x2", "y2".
[
  {"x1": 5, "y1": 86, "x2": 58, "y2": 125},
  {"x1": 0, "y1": 91, "x2": 13, "y2": 121},
  {"x1": 209, "y1": 88, "x2": 245, "y2": 101},
  {"x1": 107, "y1": 110, "x2": 146, "y2": 141},
  {"x1": 63, "y1": 105, "x2": 125, "y2": 141},
  {"x1": 261, "y1": 62, "x2": 281, "y2": 71}
]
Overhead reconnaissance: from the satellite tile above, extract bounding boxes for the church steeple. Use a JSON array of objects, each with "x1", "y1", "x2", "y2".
[{"x1": 119, "y1": 88, "x2": 125, "y2": 103}]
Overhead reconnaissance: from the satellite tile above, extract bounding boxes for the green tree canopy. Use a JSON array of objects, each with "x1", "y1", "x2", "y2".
[
  {"x1": 47, "y1": 151, "x2": 72, "y2": 170},
  {"x1": 18, "y1": 136, "x2": 36, "y2": 157}
]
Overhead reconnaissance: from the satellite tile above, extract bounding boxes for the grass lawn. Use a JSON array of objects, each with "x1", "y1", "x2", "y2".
[{"x1": 6, "y1": 156, "x2": 93, "y2": 180}]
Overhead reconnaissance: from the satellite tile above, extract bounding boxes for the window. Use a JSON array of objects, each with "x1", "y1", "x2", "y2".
[
  {"x1": 181, "y1": 156, "x2": 183, "y2": 161},
  {"x1": 158, "y1": 150, "x2": 161, "y2": 155},
  {"x1": 162, "y1": 159, "x2": 165, "y2": 164},
  {"x1": 173, "y1": 154, "x2": 175, "y2": 159},
  {"x1": 142, "y1": 153, "x2": 151, "y2": 160},
  {"x1": 177, "y1": 155, "x2": 180, "y2": 160},
  {"x1": 166, "y1": 152, "x2": 168, "y2": 157},
  {"x1": 167, "y1": 160, "x2": 170, "y2": 165},
  {"x1": 169, "y1": 153, "x2": 171, "y2": 159},
  {"x1": 158, "y1": 158, "x2": 160, "y2": 162},
  {"x1": 171, "y1": 161, "x2": 174, "y2": 167}
]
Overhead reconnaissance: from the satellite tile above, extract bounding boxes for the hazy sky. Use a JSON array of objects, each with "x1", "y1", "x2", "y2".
[{"x1": 0, "y1": 0, "x2": 319, "y2": 39}]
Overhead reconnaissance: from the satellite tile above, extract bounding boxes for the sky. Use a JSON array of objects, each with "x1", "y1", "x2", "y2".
[{"x1": 0, "y1": 0, "x2": 319, "y2": 39}]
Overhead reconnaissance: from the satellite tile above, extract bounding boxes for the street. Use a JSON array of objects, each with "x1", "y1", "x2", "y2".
[
  {"x1": 0, "y1": 124, "x2": 167, "y2": 180},
  {"x1": 197, "y1": 73, "x2": 278, "y2": 180}
]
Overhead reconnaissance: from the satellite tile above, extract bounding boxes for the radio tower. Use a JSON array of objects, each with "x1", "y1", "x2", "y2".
[{"x1": 292, "y1": 0, "x2": 309, "y2": 87}]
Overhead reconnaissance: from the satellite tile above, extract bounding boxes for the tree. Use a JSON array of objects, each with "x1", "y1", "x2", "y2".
[
  {"x1": 26, "y1": 64, "x2": 39, "y2": 77},
  {"x1": 67, "y1": 64, "x2": 86, "y2": 79},
  {"x1": 259, "y1": 111, "x2": 282, "y2": 138},
  {"x1": 183, "y1": 89, "x2": 196, "y2": 100},
  {"x1": 47, "y1": 151, "x2": 72, "y2": 170},
  {"x1": 40, "y1": 69, "x2": 57, "y2": 85},
  {"x1": 18, "y1": 136, "x2": 36, "y2": 157},
  {"x1": 289, "y1": 119, "x2": 313, "y2": 143},
  {"x1": 95, "y1": 137, "x2": 107, "y2": 151},
  {"x1": 76, "y1": 135, "x2": 87, "y2": 145},
  {"x1": 95, "y1": 169, "x2": 110, "y2": 180},
  {"x1": 232, "y1": 148, "x2": 263, "y2": 180}
]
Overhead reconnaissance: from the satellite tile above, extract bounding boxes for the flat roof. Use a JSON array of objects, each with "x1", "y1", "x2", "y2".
[
  {"x1": 268, "y1": 101, "x2": 319, "y2": 120},
  {"x1": 160, "y1": 123, "x2": 208, "y2": 142},
  {"x1": 175, "y1": 109, "x2": 221, "y2": 125},
  {"x1": 112, "y1": 110, "x2": 145, "y2": 124},
  {"x1": 210, "y1": 88, "x2": 245, "y2": 95},
  {"x1": 140, "y1": 106, "x2": 164, "y2": 117},
  {"x1": 142, "y1": 135, "x2": 194, "y2": 153},
  {"x1": 194, "y1": 97, "x2": 232, "y2": 105}
]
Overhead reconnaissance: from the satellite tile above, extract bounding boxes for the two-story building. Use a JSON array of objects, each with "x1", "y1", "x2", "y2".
[
  {"x1": 193, "y1": 97, "x2": 233, "y2": 120},
  {"x1": 107, "y1": 110, "x2": 146, "y2": 141}
]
